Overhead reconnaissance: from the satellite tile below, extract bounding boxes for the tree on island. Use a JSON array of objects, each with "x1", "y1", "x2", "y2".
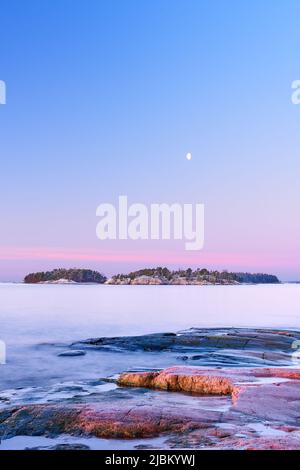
[
  {"x1": 111, "y1": 267, "x2": 279, "y2": 284},
  {"x1": 24, "y1": 268, "x2": 107, "y2": 284}
]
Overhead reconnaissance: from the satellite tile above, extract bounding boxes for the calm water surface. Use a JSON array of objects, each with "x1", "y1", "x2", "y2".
[{"x1": 0, "y1": 283, "x2": 299, "y2": 391}]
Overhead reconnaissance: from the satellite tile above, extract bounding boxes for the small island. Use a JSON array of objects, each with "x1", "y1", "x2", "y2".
[
  {"x1": 107, "y1": 267, "x2": 280, "y2": 285},
  {"x1": 23, "y1": 267, "x2": 280, "y2": 285},
  {"x1": 24, "y1": 268, "x2": 107, "y2": 284}
]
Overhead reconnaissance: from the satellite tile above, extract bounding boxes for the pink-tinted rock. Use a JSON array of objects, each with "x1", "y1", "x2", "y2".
[
  {"x1": 118, "y1": 366, "x2": 300, "y2": 436},
  {"x1": 3, "y1": 365, "x2": 300, "y2": 449},
  {"x1": 258, "y1": 368, "x2": 300, "y2": 380},
  {"x1": 118, "y1": 366, "x2": 300, "y2": 397},
  {"x1": 217, "y1": 434, "x2": 300, "y2": 450},
  {"x1": 232, "y1": 381, "x2": 300, "y2": 425},
  {"x1": 0, "y1": 402, "x2": 222, "y2": 440},
  {"x1": 118, "y1": 366, "x2": 247, "y2": 395}
]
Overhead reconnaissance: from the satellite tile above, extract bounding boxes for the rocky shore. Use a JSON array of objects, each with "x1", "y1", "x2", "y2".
[
  {"x1": 105, "y1": 269, "x2": 280, "y2": 285},
  {"x1": 1, "y1": 328, "x2": 300, "y2": 450},
  {"x1": 105, "y1": 275, "x2": 240, "y2": 285}
]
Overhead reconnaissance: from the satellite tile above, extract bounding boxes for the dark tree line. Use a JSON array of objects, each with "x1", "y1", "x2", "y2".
[
  {"x1": 24, "y1": 268, "x2": 107, "y2": 284},
  {"x1": 112, "y1": 267, "x2": 279, "y2": 284},
  {"x1": 24, "y1": 267, "x2": 279, "y2": 284}
]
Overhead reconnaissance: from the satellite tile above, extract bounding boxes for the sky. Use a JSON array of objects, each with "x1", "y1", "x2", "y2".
[{"x1": 0, "y1": 0, "x2": 300, "y2": 281}]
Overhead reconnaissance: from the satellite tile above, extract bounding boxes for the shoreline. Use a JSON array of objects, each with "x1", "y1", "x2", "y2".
[
  {"x1": 1, "y1": 281, "x2": 285, "y2": 286},
  {"x1": 22, "y1": 268, "x2": 281, "y2": 286},
  {"x1": 2, "y1": 327, "x2": 300, "y2": 450}
]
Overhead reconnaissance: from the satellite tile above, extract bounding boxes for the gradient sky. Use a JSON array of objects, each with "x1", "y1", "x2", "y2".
[{"x1": 0, "y1": 0, "x2": 300, "y2": 281}]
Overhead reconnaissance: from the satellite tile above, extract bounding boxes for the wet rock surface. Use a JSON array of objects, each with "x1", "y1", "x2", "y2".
[
  {"x1": 57, "y1": 350, "x2": 86, "y2": 357},
  {"x1": 0, "y1": 400, "x2": 224, "y2": 440},
  {"x1": 71, "y1": 328, "x2": 300, "y2": 367},
  {"x1": 26, "y1": 443, "x2": 91, "y2": 450},
  {"x1": 2, "y1": 366, "x2": 300, "y2": 449},
  {"x1": 2, "y1": 328, "x2": 300, "y2": 450}
]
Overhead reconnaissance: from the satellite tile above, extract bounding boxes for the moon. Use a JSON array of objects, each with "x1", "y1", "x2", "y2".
[{"x1": 186, "y1": 152, "x2": 192, "y2": 161}]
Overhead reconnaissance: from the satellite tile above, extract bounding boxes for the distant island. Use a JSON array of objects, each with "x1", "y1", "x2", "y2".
[
  {"x1": 24, "y1": 267, "x2": 280, "y2": 285},
  {"x1": 106, "y1": 267, "x2": 280, "y2": 285},
  {"x1": 24, "y1": 268, "x2": 107, "y2": 284}
]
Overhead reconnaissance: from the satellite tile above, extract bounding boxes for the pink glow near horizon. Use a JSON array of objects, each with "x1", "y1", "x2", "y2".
[{"x1": 0, "y1": 246, "x2": 298, "y2": 273}]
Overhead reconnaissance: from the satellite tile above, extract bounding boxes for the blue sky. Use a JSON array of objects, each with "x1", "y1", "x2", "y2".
[{"x1": 0, "y1": 0, "x2": 300, "y2": 280}]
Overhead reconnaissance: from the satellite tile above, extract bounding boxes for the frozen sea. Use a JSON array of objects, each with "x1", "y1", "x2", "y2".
[
  {"x1": 0, "y1": 283, "x2": 299, "y2": 449},
  {"x1": 0, "y1": 283, "x2": 300, "y2": 390}
]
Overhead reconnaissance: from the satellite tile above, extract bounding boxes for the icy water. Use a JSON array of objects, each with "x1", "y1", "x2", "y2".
[
  {"x1": 0, "y1": 283, "x2": 299, "y2": 449},
  {"x1": 1, "y1": 283, "x2": 300, "y2": 390}
]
